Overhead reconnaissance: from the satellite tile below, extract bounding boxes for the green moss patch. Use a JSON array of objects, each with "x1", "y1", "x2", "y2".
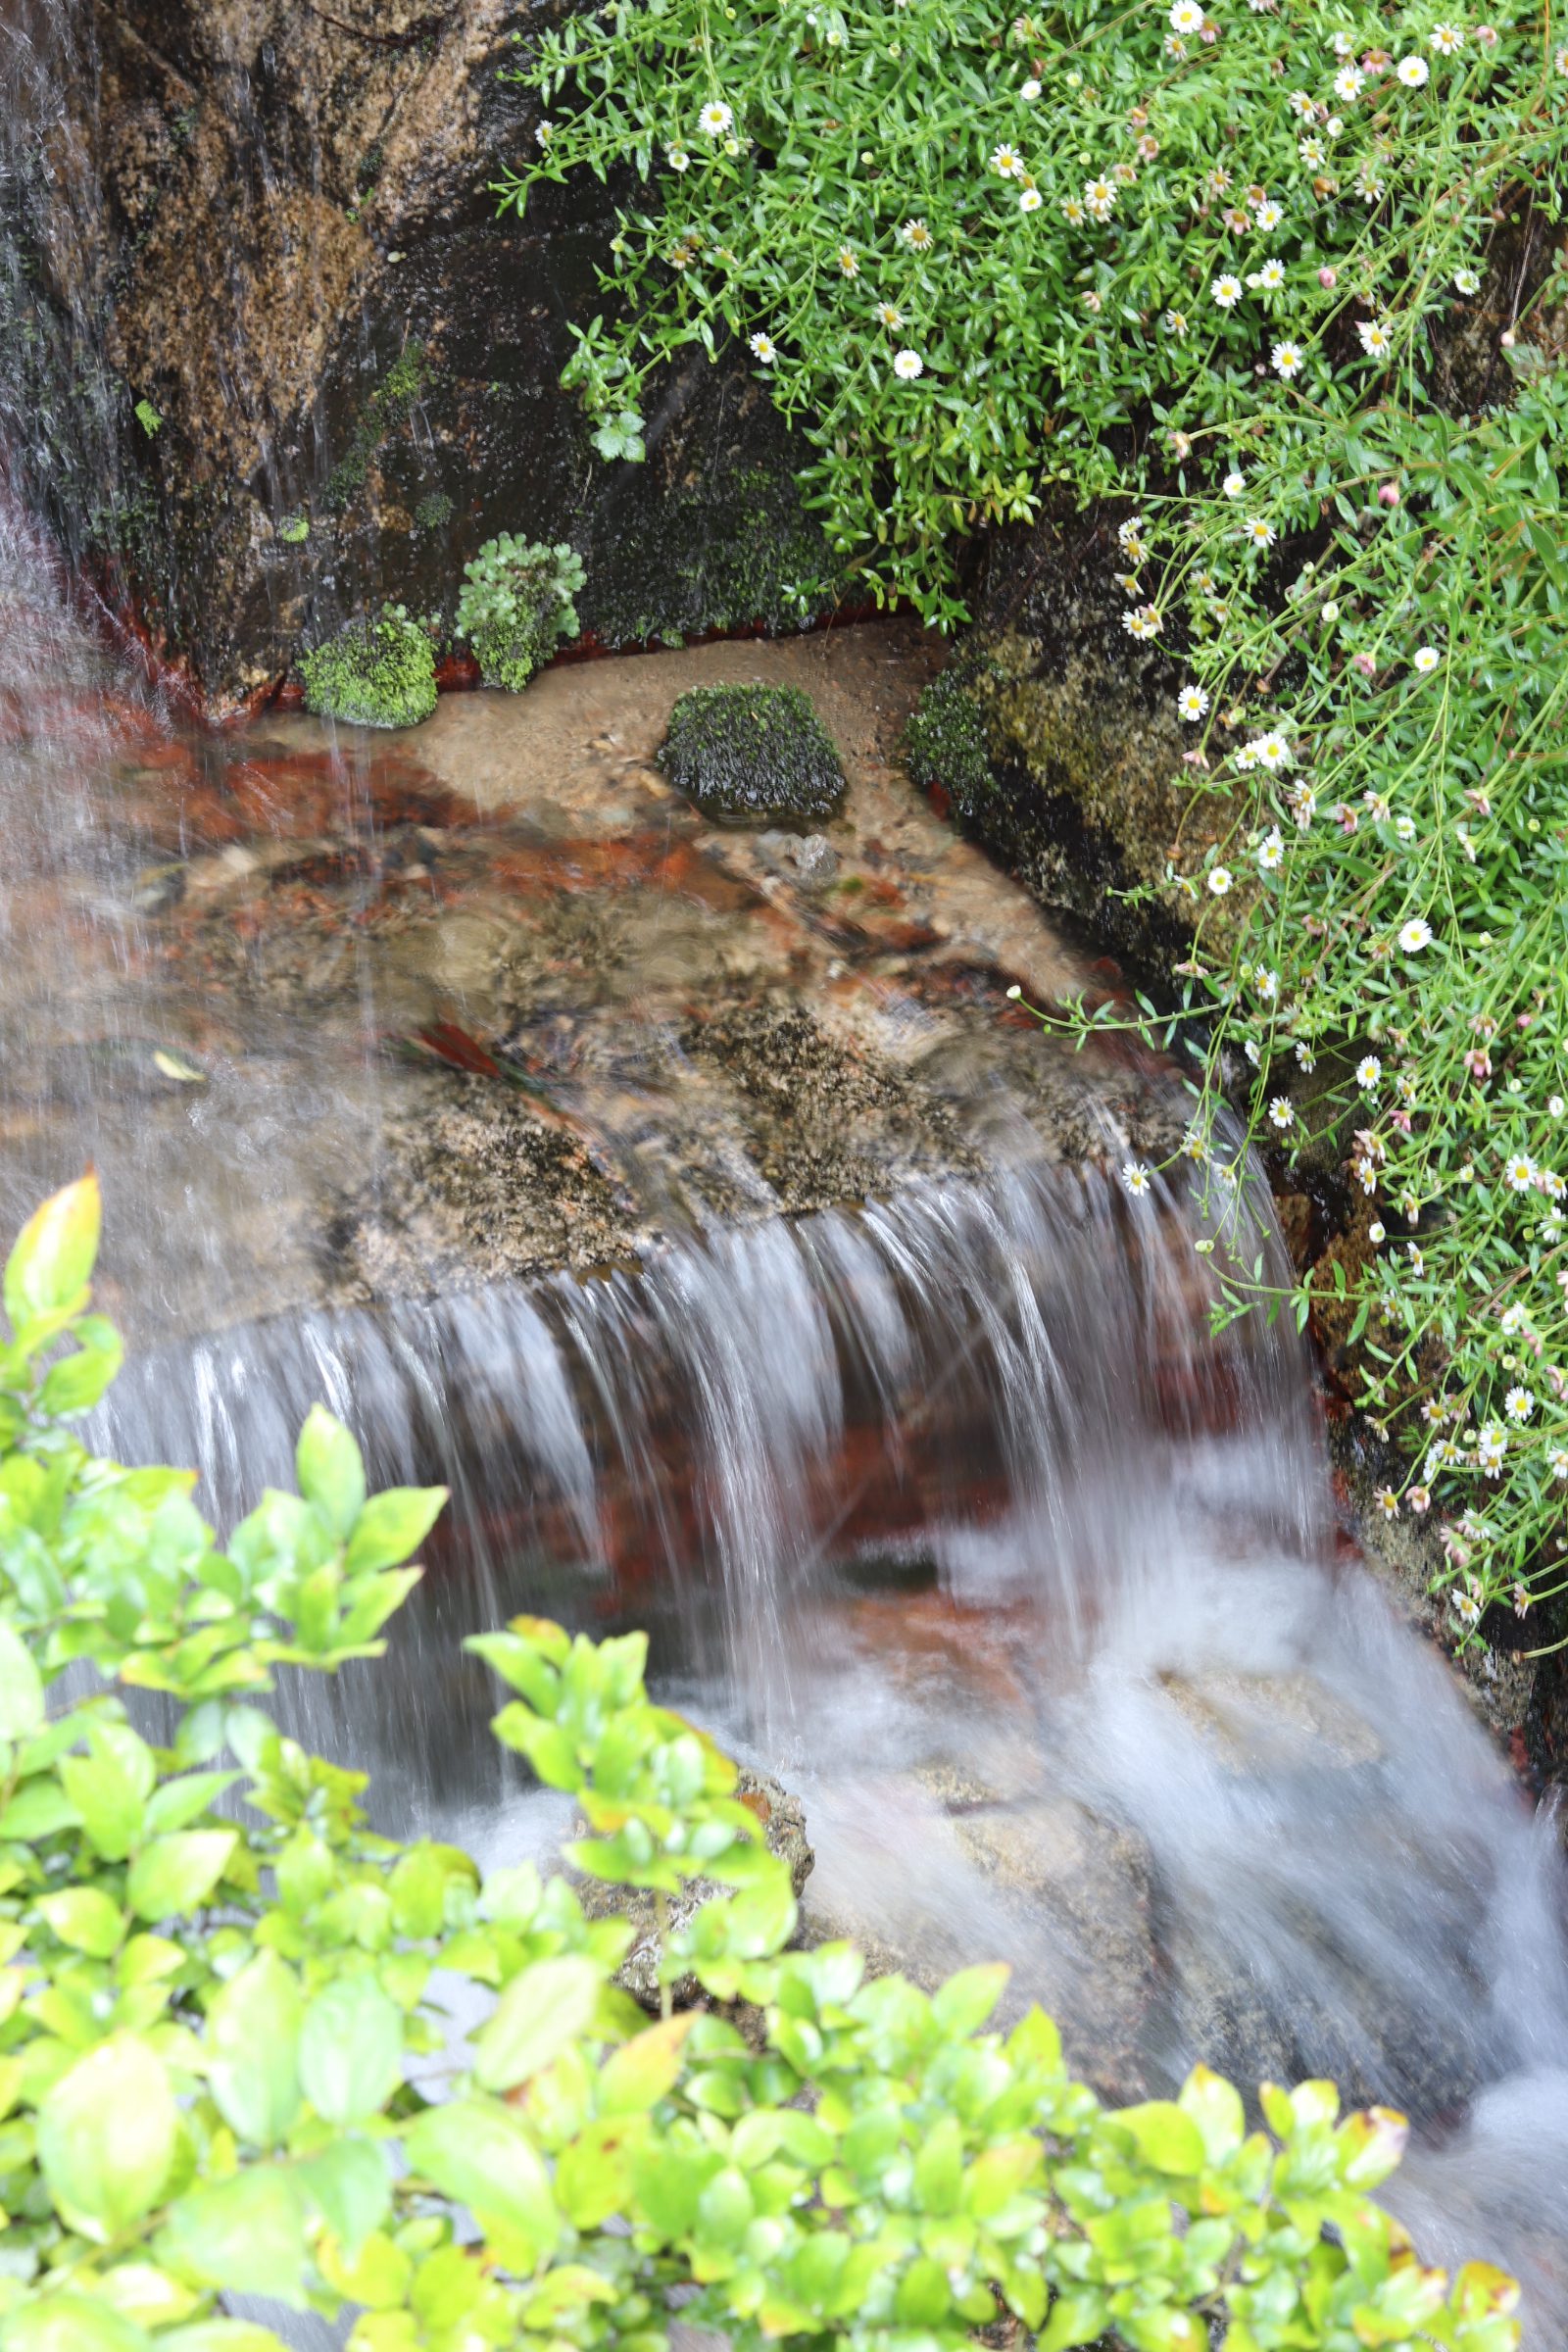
[
  {"x1": 298, "y1": 604, "x2": 437, "y2": 730},
  {"x1": 903, "y1": 671, "x2": 996, "y2": 827},
  {"x1": 658, "y1": 685, "x2": 845, "y2": 829}
]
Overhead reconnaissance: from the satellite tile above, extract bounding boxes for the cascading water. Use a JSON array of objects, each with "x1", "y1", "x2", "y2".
[
  {"x1": 97, "y1": 1154, "x2": 1568, "y2": 2331},
  {"x1": 3, "y1": 5, "x2": 1568, "y2": 2342}
]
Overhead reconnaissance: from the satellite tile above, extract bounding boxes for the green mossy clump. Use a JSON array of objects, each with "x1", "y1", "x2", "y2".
[
  {"x1": 298, "y1": 603, "x2": 437, "y2": 729},
  {"x1": 659, "y1": 684, "x2": 845, "y2": 828},
  {"x1": 454, "y1": 535, "x2": 584, "y2": 692},
  {"x1": 903, "y1": 671, "x2": 996, "y2": 826}
]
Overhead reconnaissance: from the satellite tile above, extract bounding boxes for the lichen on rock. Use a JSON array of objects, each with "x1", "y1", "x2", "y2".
[
  {"x1": 659, "y1": 684, "x2": 845, "y2": 829},
  {"x1": 298, "y1": 603, "x2": 437, "y2": 729}
]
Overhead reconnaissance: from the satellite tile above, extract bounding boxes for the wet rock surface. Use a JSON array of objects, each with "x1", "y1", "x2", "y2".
[
  {"x1": 0, "y1": 619, "x2": 1176, "y2": 1348},
  {"x1": 7, "y1": 1, "x2": 840, "y2": 707}
]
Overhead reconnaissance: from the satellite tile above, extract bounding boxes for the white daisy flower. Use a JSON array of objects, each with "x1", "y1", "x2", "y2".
[
  {"x1": 874, "y1": 300, "x2": 905, "y2": 329},
  {"x1": 1289, "y1": 89, "x2": 1317, "y2": 119},
  {"x1": 1212, "y1": 273, "x2": 1244, "y2": 309},
  {"x1": 1504, "y1": 1385, "x2": 1535, "y2": 1423},
  {"x1": 1477, "y1": 1423, "x2": 1507, "y2": 1473},
  {"x1": 1020, "y1": 76, "x2": 1043, "y2": 98},
  {"x1": 892, "y1": 348, "x2": 924, "y2": 379},
  {"x1": 1207, "y1": 864, "x2": 1233, "y2": 896},
  {"x1": 1268, "y1": 1096, "x2": 1295, "y2": 1129},
  {"x1": 1084, "y1": 177, "x2": 1118, "y2": 220},
  {"x1": 1258, "y1": 828, "x2": 1285, "y2": 870},
  {"x1": 1122, "y1": 1159, "x2": 1153, "y2": 1197},
  {"x1": 1177, "y1": 684, "x2": 1210, "y2": 721},
  {"x1": 1413, "y1": 645, "x2": 1441, "y2": 672},
  {"x1": 992, "y1": 142, "x2": 1024, "y2": 177},
  {"x1": 1356, "y1": 1054, "x2": 1382, "y2": 1091},
  {"x1": 698, "y1": 99, "x2": 734, "y2": 135},
  {"x1": 666, "y1": 145, "x2": 691, "y2": 171},
  {"x1": 1222, "y1": 468, "x2": 1246, "y2": 496},
  {"x1": 1019, "y1": 187, "x2": 1044, "y2": 213},
  {"x1": 901, "y1": 217, "x2": 933, "y2": 249},
  {"x1": 1357, "y1": 318, "x2": 1395, "y2": 357},
  {"x1": 1169, "y1": 0, "x2": 1205, "y2": 28},
  {"x1": 1398, "y1": 916, "x2": 1433, "y2": 953},
  {"x1": 1272, "y1": 338, "x2": 1304, "y2": 378},
  {"x1": 1252, "y1": 258, "x2": 1287, "y2": 290},
  {"x1": 1396, "y1": 53, "x2": 1430, "y2": 83},
  {"x1": 1453, "y1": 267, "x2": 1481, "y2": 294},
  {"x1": 837, "y1": 244, "x2": 859, "y2": 276},
  {"x1": 1430, "y1": 22, "x2": 1464, "y2": 51},
  {"x1": 749, "y1": 331, "x2": 776, "y2": 363},
  {"x1": 1244, "y1": 515, "x2": 1277, "y2": 549},
  {"x1": 1254, "y1": 199, "x2": 1285, "y2": 230},
  {"x1": 1333, "y1": 65, "x2": 1365, "y2": 99},
  {"x1": 1504, "y1": 1153, "x2": 1537, "y2": 1191}
]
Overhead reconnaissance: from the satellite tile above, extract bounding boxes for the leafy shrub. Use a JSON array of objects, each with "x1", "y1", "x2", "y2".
[
  {"x1": 660, "y1": 682, "x2": 846, "y2": 824},
  {"x1": 455, "y1": 534, "x2": 585, "y2": 692},
  {"x1": 298, "y1": 603, "x2": 438, "y2": 729},
  {"x1": 504, "y1": 0, "x2": 1568, "y2": 1625},
  {"x1": 0, "y1": 1175, "x2": 1524, "y2": 2352}
]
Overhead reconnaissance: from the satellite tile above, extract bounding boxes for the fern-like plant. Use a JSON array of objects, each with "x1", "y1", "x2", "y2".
[{"x1": 455, "y1": 534, "x2": 585, "y2": 692}]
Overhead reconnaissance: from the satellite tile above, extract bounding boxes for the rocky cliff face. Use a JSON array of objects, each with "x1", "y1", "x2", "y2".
[{"x1": 4, "y1": 0, "x2": 828, "y2": 709}]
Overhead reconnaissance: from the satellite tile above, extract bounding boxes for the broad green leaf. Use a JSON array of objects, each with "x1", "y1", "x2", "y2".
[
  {"x1": 0, "y1": 2296, "x2": 151, "y2": 2352},
  {"x1": 0, "y1": 1622, "x2": 44, "y2": 1742},
  {"x1": 298, "y1": 1975, "x2": 404, "y2": 2124},
  {"x1": 162, "y1": 2328, "x2": 295, "y2": 2352},
  {"x1": 37, "y1": 2034, "x2": 177, "y2": 2241},
  {"x1": 344, "y1": 1486, "x2": 447, "y2": 1573},
  {"x1": 127, "y1": 1830, "x2": 236, "y2": 1922},
  {"x1": 1109, "y1": 2100, "x2": 1206, "y2": 2176},
  {"x1": 36, "y1": 1886, "x2": 123, "y2": 1959},
  {"x1": 206, "y1": 1950, "x2": 302, "y2": 2147},
  {"x1": 296, "y1": 1406, "x2": 367, "y2": 1541},
  {"x1": 5, "y1": 1174, "x2": 100, "y2": 1330},
  {"x1": 1178, "y1": 2063, "x2": 1246, "y2": 2163},
  {"x1": 296, "y1": 2134, "x2": 392, "y2": 2258},
  {"x1": 472, "y1": 1954, "x2": 603, "y2": 2092},
  {"x1": 597, "y1": 2013, "x2": 694, "y2": 2112},
  {"x1": 162, "y1": 2166, "x2": 308, "y2": 2302},
  {"x1": 403, "y1": 2098, "x2": 560, "y2": 2253}
]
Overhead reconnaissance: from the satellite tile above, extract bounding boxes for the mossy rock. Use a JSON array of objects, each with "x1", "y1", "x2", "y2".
[
  {"x1": 297, "y1": 604, "x2": 437, "y2": 730},
  {"x1": 658, "y1": 685, "x2": 845, "y2": 828},
  {"x1": 904, "y1": 670, "x2": 997, "y2": 826}
]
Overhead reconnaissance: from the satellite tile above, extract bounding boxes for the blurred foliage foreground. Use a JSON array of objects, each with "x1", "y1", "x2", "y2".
[{"x1": 0, "y1": 1179, "x2": 1523, "y2": 2351}]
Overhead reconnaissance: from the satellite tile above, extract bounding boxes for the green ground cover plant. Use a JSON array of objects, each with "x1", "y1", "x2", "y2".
[
  {"x1": 0, "y1": 1177, "x2": 1526, "y2": 2350},
  {"x1": 502, "y1": 0, "x2": 1568, "y2": 1635},
  {"x1": 455, "y1": 536, "x2": 586, "y2": 691}
]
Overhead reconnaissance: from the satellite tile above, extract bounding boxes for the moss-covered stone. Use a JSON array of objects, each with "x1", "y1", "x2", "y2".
[
  {"x1": 298, "y1": 604, "x2": 436, "y2": 730},
  {"x1": 903, "y1": 671, "x2": 996, "y2": 827},
  {"x1": 659, "y1": 685, "x2": 845, "y2": 828}
]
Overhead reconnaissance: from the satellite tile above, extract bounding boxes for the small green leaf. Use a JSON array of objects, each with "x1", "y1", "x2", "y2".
[
  {"x1": 5, "y1": 1175, "x2": 100, "y2": 1330},
  {"x1": 344, "y1": 1486, "x2": 447, "y2": 1573},
  {"x1": 296, "y1": 1406, "x2": 367, "y2": 1541},
  {"x1": 0, "y1": 1622, "x2": 45, "y2": 1743},
  {"x1": 163, "y1": 2166, "x2": 309, "y2": 2301},
  {"x1": 127, "y1": 1829, "x2": 237, "y2": 1922},
  {"x1": 1110, "y1": 2099, "x2": 1207, "y2": 2176},
  {"x1": 403, "y1": 2098, "x2": 560, "y2": 2252},
  {"x1": 295, "y1": 2134, "x2": 392, "y2": 2259},
  {"x1": 472, "y1": 1954, "x2": 603, "y2": 2091},
  {"x1": 36, "y1": 1886, "x2": 124, "y2": 1958},
  {"x1": 298, "y1": 1975, "x2": 404, "y2": 2124},
  {"x1": 206, "y1": 1950, "x2": 303, "y2": 2147},
  {"x1": 37, "y1": 2034, "x2": 177, "y2": 2241}
]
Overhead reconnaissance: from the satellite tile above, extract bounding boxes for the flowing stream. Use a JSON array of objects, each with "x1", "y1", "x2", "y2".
[{"x1": 3, "y1": 3, "x2": 1568, "y2": 2335}]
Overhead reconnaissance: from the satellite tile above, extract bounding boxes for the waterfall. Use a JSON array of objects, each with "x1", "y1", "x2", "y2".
[{"x1": 93, "y1": 1157, "x2": 1568, "y2": 2330}]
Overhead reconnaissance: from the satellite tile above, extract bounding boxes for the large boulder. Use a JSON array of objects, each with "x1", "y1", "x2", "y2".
[{"x1": 3, "y1": 0, "x2": 836, "y2": 710}]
